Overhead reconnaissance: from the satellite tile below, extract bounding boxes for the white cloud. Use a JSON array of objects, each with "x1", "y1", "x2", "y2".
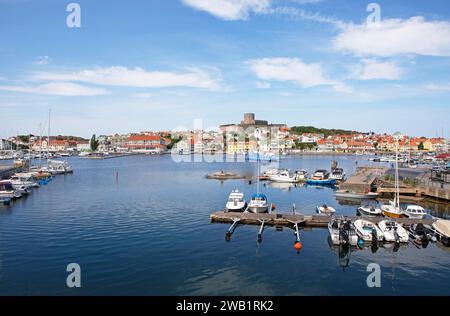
[
  {"x1": 0, "y1": 82, "x2": 108, "y2": 96},
  {"x1": 181, "y1": 0, "x2": 271, "y2": 21},
  {"x1": 33, "y1": 66, "x2": 222, "y2": 90},
  {"x1": 33, "y1": 56, "x2": 51, "y2": 65},
  {"x1": 247, "y1": 57, "x2": 334, "y2": 88},
  {"x1": 350, "y1": 59, "x2": 403, "y2": 80},
  {"x1": 255, "y1": 81, "x2": 271, "y2": 89},
  {"x1": 425, "y1": 83, "x2": 450, "y2": 91},
  {"x1": 334, "y1": 17, "x2": 450, "y2": 57}
]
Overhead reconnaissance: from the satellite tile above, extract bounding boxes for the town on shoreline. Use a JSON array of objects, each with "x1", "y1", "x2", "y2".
[{"x1": 1, "y1": 113, "x2": 448, "y2": 157}]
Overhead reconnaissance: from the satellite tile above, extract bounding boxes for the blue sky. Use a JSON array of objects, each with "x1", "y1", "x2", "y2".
[{"x1": 1, "y1": 0, "x2": 450, "y2": 138}]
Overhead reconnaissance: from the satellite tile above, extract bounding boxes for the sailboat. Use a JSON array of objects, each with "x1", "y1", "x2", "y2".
[
  {"x1": 248, "y1": 130, "x2": 270, "y2": 214},
  {"x1": 45, "y1": 109, "x2": 73, "y2": 175},
  {"x1": 381, "y1": 134, "x2": 403, "y2": 219}
]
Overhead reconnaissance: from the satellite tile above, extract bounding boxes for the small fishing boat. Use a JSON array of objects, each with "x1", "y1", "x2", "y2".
[
  {"x1": 354, "y1": 219, "x2": 384, "y2": 242},
  {"x1": 248, "y1": 193, "x2": 269, "y2": 213},
  {"x1": 402, "y1": 205, "x2": 427, "y2": 219},
  {"x1": 317, "y1": 204, "x2": 336, "y2": 214},
  {"x1": 269, "y1": 169, "x2": 305, "y2": 183},
  {"x1": 328, "y1": 218, "x2": 358, "y2": 246},
  {"x1": 431, "y1": 219, "x2": 450, "y2": 246},
  {"x1": 378, "y1": 220, "x2": 409, "y2": 243},
  {"x1": 357, "y1": 205, "x2": 383, "y2": 216},
  {"x1": 225, "y1": 190, "x2": 247, "y2": 212},
  {"x1": 306, "y1": 170, "x2": 336, "y2": 186},
  {"x1": 335, "y1": 190, "x2": 379, "y2": 200}
]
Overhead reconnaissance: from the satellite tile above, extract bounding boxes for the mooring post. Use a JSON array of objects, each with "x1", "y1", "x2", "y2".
[
  {"x1": 225, "y1": 218, "x2": 241, "y2": 241},
  {"x1": 257, "y1": 220, "x2": 265, "y2": 243}
]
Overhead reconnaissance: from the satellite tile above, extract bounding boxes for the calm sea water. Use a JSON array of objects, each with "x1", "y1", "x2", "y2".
[{"x1": 0, "y1": 154, "x2": 449, "y2": 296}]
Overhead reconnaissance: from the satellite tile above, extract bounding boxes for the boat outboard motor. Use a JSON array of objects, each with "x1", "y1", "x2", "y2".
[{"x1": 372, "y1": 228, "x2": 378, "y2": 244}]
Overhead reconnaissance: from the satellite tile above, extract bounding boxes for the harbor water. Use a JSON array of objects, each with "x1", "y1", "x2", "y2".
[{"x1": 0, "y1": 155, "x2": 449, "y2": 295}]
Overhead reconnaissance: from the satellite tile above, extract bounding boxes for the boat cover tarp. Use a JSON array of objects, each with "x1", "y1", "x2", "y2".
[{"x1": 251, "y1": 193, "x2": 267, "y2": 199}]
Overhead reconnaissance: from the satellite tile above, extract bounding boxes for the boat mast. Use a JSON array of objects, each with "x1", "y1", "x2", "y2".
[
  {"x1": 394, "y1": 135, "x2": 400, "y2": 209},
  {"x1": 47, "y1": 108, "x2": 51, "y2": 162},
  {"x1": 39, "y1": 123, "x2": 43, "y2": 168},
  {"x1": 256, "y1": 132, "x2": 260, "y2": 195}
]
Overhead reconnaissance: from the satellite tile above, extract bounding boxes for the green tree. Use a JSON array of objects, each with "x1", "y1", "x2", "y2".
[
  {"x1": 90, "y1": 134, "x2": 99, "y2": 152},
  {"x1": 418, "y1": 142, "x2": 425, "y2": 151}
]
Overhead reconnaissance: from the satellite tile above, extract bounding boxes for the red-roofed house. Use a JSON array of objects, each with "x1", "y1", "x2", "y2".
[{"x1": 126, "y1": 135, "x2": 166, "y2": 153}]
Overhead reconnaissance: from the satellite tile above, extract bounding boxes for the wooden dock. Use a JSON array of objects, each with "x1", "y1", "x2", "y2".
[{"x1": 210, "y1": 211, "x2": 436, "y2": 228}]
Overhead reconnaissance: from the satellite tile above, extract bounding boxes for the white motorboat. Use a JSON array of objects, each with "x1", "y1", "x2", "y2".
[
  {"x1": 431, "y1": 219, "x2": 450, "y2": 247},
  {"x1": 354, "y1": 219, "x2": 384, "y2": 242},
  {"x1": 248, "y1": 193, "x2": 269, "y2": 213},
  {"x1": 0, "y1": 180, "x2": 22, "y2": 199},
  {"x1": 335, "y1": 190, "x2": 379, "y2": 200},
  {"x1": 330, "y1": 168, "x2": 346, "y2": 181},
  {"x1": 10, "y1": 173, "x2": 40, "y2": 189},
  {"x1": 357, "y1": 206, "x2": 383, "y2": 216},
  {"x1": 378, "y1": 220, "x2": 409, "y2": 243},
  {"x1": 328, "y1": 218, "x2": 358, "y2": 246},
  {"x1": 317, "y1": 204, "x2": 336, "y2": 214},
  {"x1": 269, "y1": 169, "x2": 305, "y2": 183},
  {"x1": 259, "y1": 168, "x2": 280, "y2": 180},
  {"x1": 402, "y1": 205, "x2": 427, "y2": 219},
  {"x1": 47, "y1": 159, "x2": 73, "y2": 175},
  {"x1": 225, "y1": 190, "x2": 247, "y2": 212}
]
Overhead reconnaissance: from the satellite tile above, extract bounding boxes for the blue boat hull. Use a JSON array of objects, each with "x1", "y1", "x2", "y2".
[{"x1": 306, "y1": 179, "x2": 337, "y2": 186}]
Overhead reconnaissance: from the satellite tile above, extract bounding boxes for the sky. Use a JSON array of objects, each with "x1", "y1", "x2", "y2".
[{"x1": 0, "y1": 0, "x2": 450, "y2": 138}]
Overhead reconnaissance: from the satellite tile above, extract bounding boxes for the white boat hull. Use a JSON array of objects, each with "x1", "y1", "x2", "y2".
[{"x1": 358, "y1": 207, "x2": 382, "y2": 216}]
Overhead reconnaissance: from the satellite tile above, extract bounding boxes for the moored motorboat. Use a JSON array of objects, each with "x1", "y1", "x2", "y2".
[
  {"x1": 431, "y1": 219, "x2": 450, "y2": 246},
  {"x1": 357, "y1": 205, "x2": 383, "y2": 216},
  {"x1": 47, "y1": 159, "x2": 73, "y2": 175},
  {"x1": 335, "y1": 190, "x2": 379, "y2": 200},
  {"x1": 225, "y1": 190, "x2": 247, "y2": 212},
  {"x1": 259, "y1": 168, "x2": 280, "y2": 180},
  {"x1": 409, "y1": 223, "x2": 431, "y2": 246},
  {"x1": 269, "y1": 169, "x2": 305, "y2": 183},
  {"x1": 317, "y1": 204, "x2": 336, "y2": 214},
  {"x1": 354, "y1": 219, "x2": 384, "y2": 242},
  {"x1": 402, "y1": 205, "x2": 427, "y2": 219},
  {"x1": 10, "y1": 173, "x2": 40, "y2": 189},
  {"x1": 0, "y1": 180, "x2": 22, "y2": 199},
  {"x1": 378, "y1": 220, "x2": 409, "y2": 243},
  {"x1": 328, "y1": 217, "x2": 358, "y2": 246},
  {"x1": 330, "y1": 168, "x2": 346, "y2": 181},
  {"x1": 306, "y1": 170, "x2": 336, "y2": 186},
  {"x1": 248, "y1": 193, "x2": 269, "y2": 213}
]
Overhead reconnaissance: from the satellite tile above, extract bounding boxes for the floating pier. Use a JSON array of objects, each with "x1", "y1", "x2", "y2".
[{"x1": 210, "y1": 211, "x2": 436, "y2": 229}]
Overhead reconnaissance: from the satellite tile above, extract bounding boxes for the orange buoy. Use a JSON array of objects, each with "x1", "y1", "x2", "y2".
[
  {"x1": 272, "y1": 204, "x2": 276, "y2": 211},
  {"x1": 294, "y1": 241, "x2": 302, "y2": 251}
]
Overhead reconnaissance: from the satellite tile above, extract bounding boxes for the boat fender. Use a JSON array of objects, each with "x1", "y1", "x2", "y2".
[{"x1": 357, "y1": 239, "x2": 364, "y2": 248}]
